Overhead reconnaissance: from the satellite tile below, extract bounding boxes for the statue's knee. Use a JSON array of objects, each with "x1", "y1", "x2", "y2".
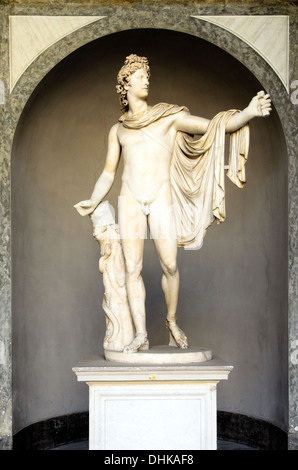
[
  {"x1": 163, "y1": 260, "x2": 178, "y2": 277},
  {"x1": 126, "y1": 260, "x2": 143, "y2": 279}
]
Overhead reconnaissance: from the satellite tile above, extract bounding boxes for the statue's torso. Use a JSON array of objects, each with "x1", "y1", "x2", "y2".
[{"x1": 117, "y1": 115, "x2": 177, "y2": 204}]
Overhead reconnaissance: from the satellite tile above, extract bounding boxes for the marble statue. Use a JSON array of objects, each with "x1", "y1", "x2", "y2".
[
  {"x1": 91, "y1": 201, "x2": 135, "y2": 351},
  {"x1": 74, "y1": 54, "x2": 271, "y2": 355}
]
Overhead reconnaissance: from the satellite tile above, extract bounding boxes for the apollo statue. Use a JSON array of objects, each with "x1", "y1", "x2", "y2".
[{"x1": 74, "y1": 54, "x2": 271, "y2": 354}]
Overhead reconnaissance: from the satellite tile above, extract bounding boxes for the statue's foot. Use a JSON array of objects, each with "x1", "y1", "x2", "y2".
[
  {"x1": 123, "y1": 334, "x2": 149, "y2": 353},
  {"x1": 166, "y1": 319, "x2": 188, "y2": 349}
]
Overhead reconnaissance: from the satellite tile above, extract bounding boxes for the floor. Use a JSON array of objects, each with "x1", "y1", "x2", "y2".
[{"x1": 52, "y1": 439, "x2": 257, "y2": 450}]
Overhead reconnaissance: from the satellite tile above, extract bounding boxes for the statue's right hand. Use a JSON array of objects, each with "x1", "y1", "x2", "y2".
[{"x1": 74, "y1": 199, "x2": 97, "y2": 216}]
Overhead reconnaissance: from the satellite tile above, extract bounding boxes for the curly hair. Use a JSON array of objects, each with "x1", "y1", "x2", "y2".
[{"x1": 116, "y1": 54, "x2": 150, "y2": 112}]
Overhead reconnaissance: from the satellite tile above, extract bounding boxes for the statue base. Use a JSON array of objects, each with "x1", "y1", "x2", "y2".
[
  {"x1": 73, "y1": 355, "x2": 233, "y2": 450},
  {"x1": 104, "y1": 345, "x2": 212, "y2": 364}
]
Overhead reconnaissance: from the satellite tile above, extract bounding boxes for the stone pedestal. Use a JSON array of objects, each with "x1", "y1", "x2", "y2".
[{"x1": 73, "y1": 354, "x2": 233, "y2": 450}]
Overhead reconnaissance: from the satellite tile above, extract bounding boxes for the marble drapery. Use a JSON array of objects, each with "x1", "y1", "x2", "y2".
[{"x1": 120, "y1": 103, "x2": 249, "y2": 250}]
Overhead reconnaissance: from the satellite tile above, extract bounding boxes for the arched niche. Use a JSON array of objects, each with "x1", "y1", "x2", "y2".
[
  {"x1": 9, "y1": 14, "x2": 289, "y2": 129},
  {"x1": 11, "y1": 27, "x2": 288, "y2": 449}
]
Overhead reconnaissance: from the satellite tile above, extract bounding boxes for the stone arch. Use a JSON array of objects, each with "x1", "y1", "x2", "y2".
[
  {"x1": 9, "y1": 12, "x2": 289, "y2": 130},
  {"x1": 4, "y1": 7, "x2": 295, "y2": 450}
]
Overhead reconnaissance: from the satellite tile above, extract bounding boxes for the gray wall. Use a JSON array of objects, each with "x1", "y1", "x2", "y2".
[{"x1": 12, "y1": 30, "x2": 288, "y2": 433}]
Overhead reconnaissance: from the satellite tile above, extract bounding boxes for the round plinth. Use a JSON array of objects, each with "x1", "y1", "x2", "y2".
[{"x1": 104, "y1": 345, "x2": 212, "y2": 365}]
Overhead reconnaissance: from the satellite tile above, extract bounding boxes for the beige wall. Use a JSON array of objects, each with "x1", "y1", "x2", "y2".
[{"x1": 12, "y1": 29, "x2": 288, "y2": 432}]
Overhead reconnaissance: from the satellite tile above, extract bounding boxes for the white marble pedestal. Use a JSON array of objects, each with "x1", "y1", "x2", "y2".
[{"x1": 73, "y1": 353, "x2": 232, "y2": 450}]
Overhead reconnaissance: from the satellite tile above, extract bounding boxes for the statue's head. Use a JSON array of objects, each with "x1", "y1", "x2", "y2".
[{"x1": 116, "y1": 54, "x2": 150, "y2": 112}]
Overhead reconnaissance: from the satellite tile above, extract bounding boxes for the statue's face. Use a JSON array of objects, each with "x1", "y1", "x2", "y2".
[{"x1": 126, "y1": 68, "x2": 149, "y2": 100}]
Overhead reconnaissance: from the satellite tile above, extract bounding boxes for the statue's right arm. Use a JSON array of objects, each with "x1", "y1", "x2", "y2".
[{"x1": 74, "y1": 124, "x2": 121, "y2": 216}]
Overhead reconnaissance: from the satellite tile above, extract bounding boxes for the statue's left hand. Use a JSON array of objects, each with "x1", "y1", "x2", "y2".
[
  {"x1": 74, "y1": 199, "x2": 96, "y2": 216},
  {"x1": 249, "y1": 91, "x2": 272, "y2": 117}
]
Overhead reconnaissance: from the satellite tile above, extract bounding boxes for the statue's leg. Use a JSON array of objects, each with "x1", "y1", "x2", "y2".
[
  {"x1": 119, "y1": 193, "x2": 148, "y2": 353},
  {"x1": 149, "y1": 198, "x2": 188, "y2": 349}
]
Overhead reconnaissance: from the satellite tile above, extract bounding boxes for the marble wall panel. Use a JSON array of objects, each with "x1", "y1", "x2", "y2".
[{"x1": 0, "y1": 2, "x2": 296, "y2": 448}]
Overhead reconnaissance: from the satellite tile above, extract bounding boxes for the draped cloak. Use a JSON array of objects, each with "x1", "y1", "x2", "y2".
[{"x1": 119, "y1": 102, "x2": 250, "y2": 250}]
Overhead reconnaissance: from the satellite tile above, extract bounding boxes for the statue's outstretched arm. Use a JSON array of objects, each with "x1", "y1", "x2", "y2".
[
  {"x1": 174, "y1": 111, "x2": 210, "y2": 135},
  {"x1": 174, "y1": 91, "x2": 271, "y2": 136},
  {"x1": 74, "y1": 124, "x2": 121, "y2": 216},
  {"x1": 226, "y1": 91, "x2": 271, "y2": 133}
]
